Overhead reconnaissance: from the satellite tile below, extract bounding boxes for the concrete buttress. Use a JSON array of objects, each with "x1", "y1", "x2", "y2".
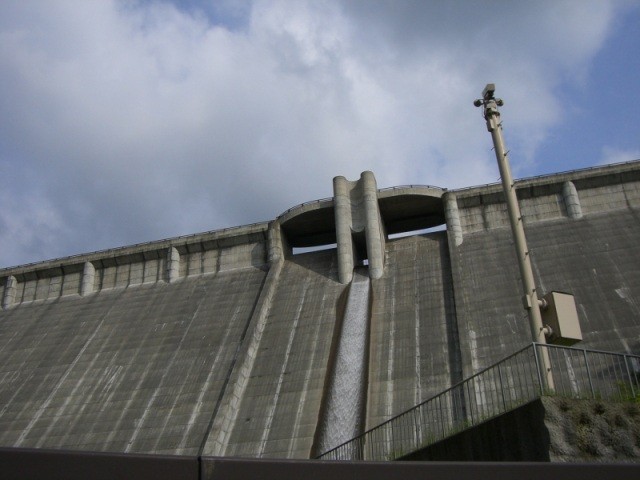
[
  {"x1": 80, "y1": 262, "x2": 95, "y2": 296},
  {"x1": 2, "y1": 275, "x2": 16, "y2": 309},
  {"x1": 562, "y1": 181, "x2": 583, "y2": 219}
]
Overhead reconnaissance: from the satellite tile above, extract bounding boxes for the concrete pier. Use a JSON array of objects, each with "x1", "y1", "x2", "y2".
[
  {"x1": 167, "y1": 247, "x2": 180, "y2": 283},
  {"x1": 2, "y1": 275, "x2": 17, "y2": 309},
  {"x1": 562, "y1": 181, "x2": 583, "y2": 219},
  {"x1": 80, "y1": 262, "x2": 95, "y2": 296},
  {"x1": 444, "y1": 192, "x2": 463, "y2": 247},
  {"x1": 333, "y1": 172, "x2": 386, "y2": 284}
]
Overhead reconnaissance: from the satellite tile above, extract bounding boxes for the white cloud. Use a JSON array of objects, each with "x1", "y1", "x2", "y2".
[
  {"x1": 600, "y1": 147, "x2": 640, "y2": 166},
  {"x1": 0, "y1": 0, "x2": 630, "y2": 267}
]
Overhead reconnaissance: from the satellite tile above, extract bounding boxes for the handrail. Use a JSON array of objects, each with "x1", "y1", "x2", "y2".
[{"x1": 317, "y1": 343, "x2": 640, "y2": 461}]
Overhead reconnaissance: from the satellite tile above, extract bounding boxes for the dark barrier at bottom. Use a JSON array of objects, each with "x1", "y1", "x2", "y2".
[
  {"x1": 201, "y1": 457, "x2": 640, "y2": 480},
  {"x1": 1, "y1": 447, "x2": 639, "y2": 480},
  {"x1": 0, "y1": 447, "x2": 198, "y2": 480}
]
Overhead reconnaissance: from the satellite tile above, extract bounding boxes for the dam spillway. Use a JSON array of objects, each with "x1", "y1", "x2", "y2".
[
  {"x1": 0, "y1": 161, "x2": 640, "y2": 458},
  {"x1": 314, "y1": 267, "x2": 371, "y2": 456}
]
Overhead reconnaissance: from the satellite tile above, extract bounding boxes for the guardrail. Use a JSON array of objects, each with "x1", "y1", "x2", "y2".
[{"x1": 317, "y1": 343, "x2": 640, "y2": 461}]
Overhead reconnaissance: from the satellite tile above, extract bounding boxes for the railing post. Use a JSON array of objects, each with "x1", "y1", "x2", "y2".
[
  {"x1": 583, "y1": 348, "x2": 595, "y2": 398},
  {"x1": 413, "y1": 408, "x2": 421, "y2": 449},
  {"x1": 533, "y1": 343, "x2": 544, "y2": 395},
  {"x1": 624, "y1": 354, "x2": 636, "y2": 399},
  {"x1": 438, "y1": 395, "x2": 444, "y2": 441},
  {"x1": 389, "y1": 423, "x2": 395, "y2": 460},
  {"x1": 466, "y1": 381, "x2": 474, "y2": 426},
  {"x1": 498, "y1": 363, "x2": 507, "y2": 410}
]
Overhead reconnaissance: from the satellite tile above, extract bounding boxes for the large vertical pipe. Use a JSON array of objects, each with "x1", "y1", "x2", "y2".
[
  {"x1": 476, "y1": 84, "x2": 554, "y2": 390},
  {"x1": 334, "y1": 176, "x2": 354, "y2": 284},
  {"x1": 361, "y1": 171, "x2": 385, "y2": 279}
]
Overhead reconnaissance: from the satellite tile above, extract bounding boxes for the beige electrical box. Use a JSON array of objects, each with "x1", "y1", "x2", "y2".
[{"x1": 542, "y1": 291, "x2": 582, "y2": 346}]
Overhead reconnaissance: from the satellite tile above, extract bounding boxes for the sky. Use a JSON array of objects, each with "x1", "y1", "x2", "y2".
[{"x1": 0, "y1": 0, "x2": 639, "y2": 268}]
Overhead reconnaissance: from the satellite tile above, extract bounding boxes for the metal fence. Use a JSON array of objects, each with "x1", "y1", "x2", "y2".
[
  {"x1": 317, "y1": 343, "x2": 640, "y2": 461},
  {"x1": 542, "y1": 344, "x2": 640, "y2": 401}
]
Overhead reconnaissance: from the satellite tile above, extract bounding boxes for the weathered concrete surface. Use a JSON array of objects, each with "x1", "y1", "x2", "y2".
[
  {"x1": 0, "y1": 266, "x2": 267, "y2": 455},
  {"x1": 0, "y1": 161, "x2": 639, "y2": 461},
  {"x1": 367, "y1": 232, "x2": 462, "y2": 428},
  {"x1": 451, "y1": 207, "x2": 640, "y2": 376},
  {"x1": 449, "y1": 162, "x2": 640, "y2": 377},
  {"x1": 203, "y1": 250, "x2": 347, "y2": 459}
]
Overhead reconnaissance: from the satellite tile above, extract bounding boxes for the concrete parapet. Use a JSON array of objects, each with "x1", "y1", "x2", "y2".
[
  {"x1": 444, "y1": 193, "x2": 463, "y2": 247},
  {"x1": 167, "y1": 247, "x2": 180, "y2": 283},
  {"x1": 267, "y1": 221, "x2": 291, "y2": 263},
  {"x1": 2, "y1": 276, "x2": 17, "y2": 309},
  {"x1": 0, "y1": 233, "x2": 267, "y2": 307},
  {"x1": 562, "y1": 181, "x2": 583, "y2": 219},
  {"x1": 452, "y1": 161, "x2": 640, "y2": 235},
  {"x1": 333, "y1": 172, "x2": 386, "y2": 284},
  {"x1": 80, "y1": 262, "x2": 95, "y2": 296}
]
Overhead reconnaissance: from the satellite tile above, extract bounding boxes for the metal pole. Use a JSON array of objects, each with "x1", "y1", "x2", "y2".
[
  {"x1": 475, "y1": 84, "x2": 554, "y2": 391},
  {"x1": 497, "y1": 363, "x2": 507, "y2": 410},
  {"x1": 624, "y1": 355, "x2": 636, "y2": 398}
]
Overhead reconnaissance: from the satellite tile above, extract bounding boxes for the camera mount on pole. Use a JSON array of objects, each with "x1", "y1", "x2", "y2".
[{"x1": 474, "y1": 84, "x2": 554, "y2": 390}]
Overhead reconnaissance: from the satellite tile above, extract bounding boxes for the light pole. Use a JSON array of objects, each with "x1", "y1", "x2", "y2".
[{"x1": 474, "y1": 84, "x2": 554, "y2": 390}]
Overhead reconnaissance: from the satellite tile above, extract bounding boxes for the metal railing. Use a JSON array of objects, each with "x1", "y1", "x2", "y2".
[{"x1": 317, "y1": 343, "x2": 640, "y2": 461}]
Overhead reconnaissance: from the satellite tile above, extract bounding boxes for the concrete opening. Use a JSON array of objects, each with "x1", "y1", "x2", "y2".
[
  {"x1": 388, "y1": 225, "x2": 446, "y2": 240},
  {"x1": 292, "y1": 244, "x2": 337, "y2": 255}
]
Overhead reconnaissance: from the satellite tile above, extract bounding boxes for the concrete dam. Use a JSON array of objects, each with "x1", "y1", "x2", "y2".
[{"x1": 1, "y1": 160, "x2": 640, "y2": 459}]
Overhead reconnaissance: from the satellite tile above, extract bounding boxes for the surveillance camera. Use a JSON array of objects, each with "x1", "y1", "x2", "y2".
[
  {"x1": 482, "y1": 83, "x2": 496, "y2": 99},
  {"x1": 473, "y1": 99, "x2": 483, "y2": 107}
]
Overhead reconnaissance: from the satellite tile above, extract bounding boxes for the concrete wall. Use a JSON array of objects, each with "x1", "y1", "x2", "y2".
[
  {"x1": 401, "y1": 399, "x2": 551, "y2": 461},
  {"x1": 367, "y1": 232, "x2": 461, "y2": 428},
  {"x1": 1, "y1": 227, "x2": 267, "y2": 309},
  {"x1": 0, "y1": 161, "x2": 639, "y2": 460},
  {"x1": 402, "y1": 397, "x2": 640, "y2": 462},
  {"x1": 451, "y1": 165, "x2": 640, "y2": 375},
  {"x1": 204, "y1": 249, "x2": 347, "y2": 458},
  {"x1": 0, "y1": 266, "x2": 267, "y2": 455}
]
